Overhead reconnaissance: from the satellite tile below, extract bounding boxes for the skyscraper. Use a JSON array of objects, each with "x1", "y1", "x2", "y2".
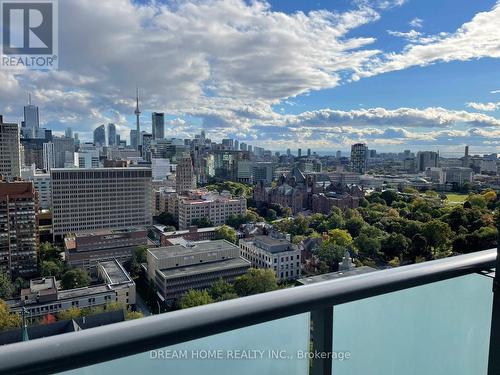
[
  {"x1": 108, "y1": 123, "x2": 117, "y2": 146},
  {"x1": 94, "y1": 124, "x2": 106, "y2": 146},
  {"x1": 52, "y1": 136, "x2": 75, "y2": 168},
  {"x1": 298, "y1": 148, "x2": 302, "y2": 158},
  {"x1": 0, "y1": 116, "x2": 21, "y2": 180},
  {"x1": 176, "y1": 153, "x2": 196, "y2": 193},
  {"x1": 0, "y1": 181, "x2": 39, "y2": 279},
  {"x1": 65, "y1": 127, "x2": 73, "y2": 139},
  {"x1": 22, "y1": 94, "x2": 39, "y2": 138},
  {"x1": 350, "y1": 143, "x2": 368, "y2": 173},
  {"x1": 134, "y1": 88, "x2": 141, "y2": 148},
  {"x1": 416, "y1": 151, "x2": 439, "y2": 172},
  {"x1": 152, "y1": 112, "x2": 165, "y2": 140}
]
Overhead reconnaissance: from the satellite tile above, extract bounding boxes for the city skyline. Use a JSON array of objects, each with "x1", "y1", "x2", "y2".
[{"x1": 0, "y1": 0, "x2": 499, "y2": 154}]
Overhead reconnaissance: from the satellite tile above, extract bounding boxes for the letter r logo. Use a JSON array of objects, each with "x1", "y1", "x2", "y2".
[{"x1": 2, "y1": 2, "x2": 53, "y2": 54}]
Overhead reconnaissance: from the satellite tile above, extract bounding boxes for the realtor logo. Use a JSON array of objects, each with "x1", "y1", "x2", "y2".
[{"x1": 1, "y1": 0, "x2": 58, "y2": 70}]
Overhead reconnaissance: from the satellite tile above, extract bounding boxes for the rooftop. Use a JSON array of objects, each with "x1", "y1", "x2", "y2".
[
  {"x1": 148, "y1": 239, "x2": 238, "y2": 259},
  {"x1": 99, "y1": 260, "x2": 132, "y2": 284}
]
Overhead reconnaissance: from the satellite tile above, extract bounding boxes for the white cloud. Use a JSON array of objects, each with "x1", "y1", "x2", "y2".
[
  {"x1": 491, "y1": 89, "x2": 500, "y2": 94},
  {"x1": 466, "y1": 101, "x2": 500, "y2": 111},
  {"x1": 387, "y1": 29, "x2": 422, "y2": 41},
  {"x1": 359, "y1": 2, "x2": 500, "y2": 78},
  {"x1": 409, "y1": 17, "x2": 423, "y2": 28}
]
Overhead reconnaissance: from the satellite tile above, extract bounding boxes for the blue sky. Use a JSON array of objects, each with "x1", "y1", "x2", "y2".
[{"x1": 1, "y1": 0, "x2": 499, "y2": 154}]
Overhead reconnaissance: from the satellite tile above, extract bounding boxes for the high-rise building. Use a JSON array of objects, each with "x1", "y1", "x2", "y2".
[
  {"x1": 152, "y1": 112, "x2": 165, "y2": 140},
  {"x1": 108, "y1": 123, "x2": 117, "y2": 146},
  {"x1": 307, "y1": 148, "x2": 311, "y2": 157},
  {"x1": 65, "y1": 127, "x2": 73, "y2": 139},
  {"x1": 350, "y1": 143, "x2": 368, "y2": 173},
  {"x1": 51, "y1": 168, "x2": 153, "y2": 239},
  {"x1": 42, "y1": 142, "x2": 55, "y2": 171},
  {"x1": 93, "y1": 125, "x2": 106, "y2": 146},
  {"x1": 22, "y1": 94, "x2": 39, "y2": 139},
  {"x1": 416, "y1": 151, "x2": 439, "y2": 172},
  {"x1": 52, "y1": 136, "x2": 75, "y2": 168},
  {"x1": 222, "y1": 139, "x2": 234, "y2": 150},
  {"x1": 298, "y1": 148, "x2": 302, "y2": 158},
  {"x1": 336, "y1": 150, "x2": 341, "y2": 159},
  {"x1": 0, "y1": 117, "x2": 21, "y2": 180},
  {"x1": 0, "y1": 181, "x2": 39, "y2": 279},
  {"x1": 130, "y1": 129, "x2": 139, "y2": 149},
  {"x1": 175, "y1": 153, "x2": 196, "y2": 193},
  {"x1": 21, "y1": 165, "x2": 51, "y2": 210}
]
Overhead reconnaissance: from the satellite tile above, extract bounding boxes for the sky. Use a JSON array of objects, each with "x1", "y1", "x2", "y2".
[{"x1": 1, "y1": 0, "x2": 500, "y2": 155}]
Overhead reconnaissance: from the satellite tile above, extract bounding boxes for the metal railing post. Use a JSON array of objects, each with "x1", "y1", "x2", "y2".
[
  {"x1": 310, "y1": 306, "x2": 333, "y2": 375},
  {"x1": 487, "y1": 221, "x2": 500, "y2": 375}
]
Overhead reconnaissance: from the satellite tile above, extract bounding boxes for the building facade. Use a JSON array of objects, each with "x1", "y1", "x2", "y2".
[
  {"x1": 152, "y1": 112, "x2": 165, "y2": 140},
  {"x1": 350, "y1": 143, "x2": 368, "y2": 173},
  {"x1": 0, "y1": 118, "x2": 21, "y2": 180},
  {"x1": 64, "y1": 228, "x2": 147, "y2": 271},
  {"x1": 0, "y1": 181, "x2": 39, "y2": 279},
  {"x1": 147, "y1": 240, "x2": 251, "y2": 301},
  {"x1": 51, "y1": 168, "x2": 152, "y2": 238},
  {"x1": 239, "y1": 235, "x2": 301, "y2": 281},
  {"x1": 173, "y1": 190, "x2": 247, "y2": 230},
  {"x1": 175, "y1": 153, "x2": 196, "y2": 193}
]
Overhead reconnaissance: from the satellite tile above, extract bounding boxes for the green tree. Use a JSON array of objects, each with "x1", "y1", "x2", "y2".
[
  {"x1": 60, "y1": 269, "x2": 91, "y2": 290},
  {"x1": 422, "y1": 220, "x2": 453, "y2": 254},
  {"x1": 354, "y1": 234, "x2": 382, "y2": 259},
  {"x1": 191, "y1": 217, "x2": 213, "y2": 228},
  {"x1": 179, "y1": 290, "x2": 213, "y2": 309},
  {"x1": 41, "y1": 260, "x2": 65, "y2": 279},
  {"x1": 381, "y1": 233, "x2": 410, "y2": 260},
  {"x1": 39, "y1": 242, "x2": 62, "y2": 262},
  {"x1": 156, "y1": 212, "x2": 177, "y2": 228},
  {"x1": 0, "y1": 272, "x2": 14, "y2": 299},
  {"x1": 209, "y1": 278, "x2": 236, "y2": 301},
  {"x1": 234, "y1": 269, "x2": 278, "y2": 296},
  {"x1": 0, "y1": 299, "x2": 21, "y2": 330},
  {"x1": 467, "y1": 194, "x2": 487, "y2": 209},
  {"x1": 345, "y1": 217, "x2": 365, "y2": 237},
  {"x1": 214, "y1": 225, "x2": 238, "y2": 244},
  {"x1": 130, "y1": 245, "x2": 148, "y2": 278}
]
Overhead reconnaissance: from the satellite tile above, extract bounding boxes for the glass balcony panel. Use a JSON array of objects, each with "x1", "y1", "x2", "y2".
[
  {"x1": 59, "y1": 312, "x2": 310, "y2": 375},
  {"x1": 332, "y1": 273, "x2": 493, "y2": 375}
]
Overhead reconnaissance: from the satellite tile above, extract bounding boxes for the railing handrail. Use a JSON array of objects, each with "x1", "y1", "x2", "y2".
[{"x1": 0, "y1": 249, "x2": 496, "y2": 375}]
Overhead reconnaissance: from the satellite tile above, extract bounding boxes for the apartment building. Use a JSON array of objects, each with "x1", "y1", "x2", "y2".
[
  {"x1": 147, "y1": 240, "x2": 250, "y2": 301},
  {"x1": 51, "y1": 168, "x2": 152, "y2": 239},
  {"x1": 173, "y1": 189, "x2": 247, "y2": 230},
  {"x1": 175, "y1": 153, "x2": 196, "y2": 193},
  {"x1": 0, "y1": 181, "x2": 39, "y2": 279},
  {"x1": 239, "y1": 235, "x2": 301, "y2": 281},
  {"x1": 0, "y1": 117, "x2": 21, "y2": 180},
  {"x1": 21, "y1": 165, "x2": 51, "y2": 209}
]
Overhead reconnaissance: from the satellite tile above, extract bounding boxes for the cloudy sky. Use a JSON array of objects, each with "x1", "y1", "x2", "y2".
[{"x1": 1, "y1": 0, "x2": 500, "y2": 155}]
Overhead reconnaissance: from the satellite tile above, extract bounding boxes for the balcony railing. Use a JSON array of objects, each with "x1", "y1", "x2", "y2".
[{"x1": 0, "y1": 248, "x2": 498, "y2": 375}]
